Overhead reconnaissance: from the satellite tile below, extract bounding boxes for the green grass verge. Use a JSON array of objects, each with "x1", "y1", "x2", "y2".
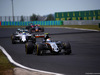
[
  {"x1": 0, "y1": 25, "x2": 100, "y2": 31},
  {"x1": 0, "y1": 50, "x2": 15, "y2": 75}
]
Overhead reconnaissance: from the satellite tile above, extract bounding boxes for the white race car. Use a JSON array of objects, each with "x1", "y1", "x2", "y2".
[{"x1": 11, "y1": 31, "x2": 36, "y2": 44}]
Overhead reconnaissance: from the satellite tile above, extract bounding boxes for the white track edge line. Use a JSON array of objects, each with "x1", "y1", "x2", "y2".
[
  {"x1": 71, "y1": 28, "x2": 99, "y2": 32},
  {"x1": 0, "y1": 45, "x2": 64, "y2": 75},
  {"x1": 45, "y1": 27, "x2": 99, "y2": 32},
  {"x1": 65, "y1": 27, "x2": 99, "y2": 32}
]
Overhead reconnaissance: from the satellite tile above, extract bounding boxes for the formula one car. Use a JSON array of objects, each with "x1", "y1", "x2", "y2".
[
  {"x1": 11, "y1": 30, "x2": 36, "y2": 44},
  {"x1": 29, "y1": 24, "x2": 44, "y2": 33},
  {"x1": 25, "y1": 33, "x2": 71, "y2": 55}
]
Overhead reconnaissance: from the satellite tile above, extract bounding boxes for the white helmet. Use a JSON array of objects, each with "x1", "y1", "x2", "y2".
[{"x1": 46, "y1": 38, "x2": 51, "y2": 42}]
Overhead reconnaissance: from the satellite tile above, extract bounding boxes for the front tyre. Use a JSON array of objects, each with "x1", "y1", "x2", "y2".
[
  {"x1": 25, "y1": 42, "x2": 34, "y2": 54},
  {"x1": 11, "y1": 35, "x2": 16, "y2": 44},
  {"x1": 63, "y1": 42, "x2": 72, "y2": 55},
  {"x1": 26, "y1": 26, "x2": 31, "y2": 30},
  {"x1": 36, "y1": 44, "x2": 43, "y2": 55}
]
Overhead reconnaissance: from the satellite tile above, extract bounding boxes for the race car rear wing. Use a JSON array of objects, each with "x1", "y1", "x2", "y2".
[
  {"x1": 35, "y1": 34, "x2": 44, "y2": 38},
  {"x1": 34, "y1": 33, "x2": 49, "y2": 38}
]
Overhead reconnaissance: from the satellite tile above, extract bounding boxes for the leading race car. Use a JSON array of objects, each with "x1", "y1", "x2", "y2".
[
  {"x1": 25, "y1": 33, "x2": 71, "y2": 55},
  {"x1": 11, "y1": 29, "x2": 36, "y2": 44},
  {"x1": 29, "y1": 24, "x2": 44, "y2": 33}
]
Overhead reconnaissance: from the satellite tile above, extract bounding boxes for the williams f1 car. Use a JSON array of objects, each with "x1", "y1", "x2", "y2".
[
  {"x1": 11, "y1": 30, "x2": 36, "y2": 44},
  {"x1": 25, "y1": 33, "x2": 71, "y2": 55}
]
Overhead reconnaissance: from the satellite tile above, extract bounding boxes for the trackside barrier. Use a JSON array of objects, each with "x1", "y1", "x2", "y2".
[
  {"x1": 0, "y1": 21, "x2": 63, "y2": 26},
  {"x1": 0, "y1": 21, "x2": 1, "y2": 26}
]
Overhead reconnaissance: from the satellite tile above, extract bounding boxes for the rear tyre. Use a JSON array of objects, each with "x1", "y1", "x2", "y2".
[
  {"x1": 25, "y1": 42, "x2": 34, "y2": 54},
  {"x1": 41, "y1": 28, "x2": 44, "y2": 32}
]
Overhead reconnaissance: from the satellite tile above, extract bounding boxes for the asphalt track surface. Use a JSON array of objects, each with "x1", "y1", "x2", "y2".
[{"x1": 0, "y1": 28, "x2": 100, "y2": 75}]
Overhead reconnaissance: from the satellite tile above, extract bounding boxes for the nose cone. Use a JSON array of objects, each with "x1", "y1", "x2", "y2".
[
  {"x1": 22, "y1": 35, "x2": 26, "y2": 42},
  {"x1": 36, "y1": 29, "x2": 38, "y2": 32}
]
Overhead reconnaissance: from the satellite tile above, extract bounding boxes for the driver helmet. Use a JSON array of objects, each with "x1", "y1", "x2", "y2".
[
  {"x1": 44, "y1": 33, "x2": 49, "y2": 38},
  {"x1": 17, "y1": 28, "x2": 20, "y2": 31},
  {"x1": 22, "y1": 32, "x2": 26, "y2": 35},
  {"x1": 46, "y1": 38, "x2": 51, "y2": 42}
]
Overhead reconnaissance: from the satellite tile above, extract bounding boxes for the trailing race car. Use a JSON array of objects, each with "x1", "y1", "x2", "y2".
[
  {"x1": 29, "y1": 24, "x2": 44, "y2": 33},
  {"x1": 11, "y1": 31, "x2": 36, "y2": 44},
  {"x1": 25, "y1": 33, "x2": 71, "y2": 55}
]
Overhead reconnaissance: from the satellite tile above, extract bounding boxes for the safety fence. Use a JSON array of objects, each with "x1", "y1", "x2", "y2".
[
  {"x1": 0, "y1": 21, "x2": 63, "y2": 26},
  {"x1": 0, "y1": 22, "x2": 1, "y2": 26}
]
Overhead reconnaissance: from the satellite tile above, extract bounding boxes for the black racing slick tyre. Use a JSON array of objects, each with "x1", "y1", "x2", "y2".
[
  {"x1": 29, "y1": 28, "x2": 32, "y2": 34},
  {"x1": 11, "y1": 35, "x2": 16, "y2": 44},
  {"x1": 25, "y1": 42, "x2": 34, "y2": 54},
  {"x1": 36, "y1": 44, "x2": 44, "y2": 55},
  {"x1": 41, "y1": 28, "x2": 44, "y2": 32},
  {"x1": 63, "y1": 42, "x2": 72, "y2": 55},
  {"x1": 26, "y1": 26, "x2": 32, "y2": 30}
]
